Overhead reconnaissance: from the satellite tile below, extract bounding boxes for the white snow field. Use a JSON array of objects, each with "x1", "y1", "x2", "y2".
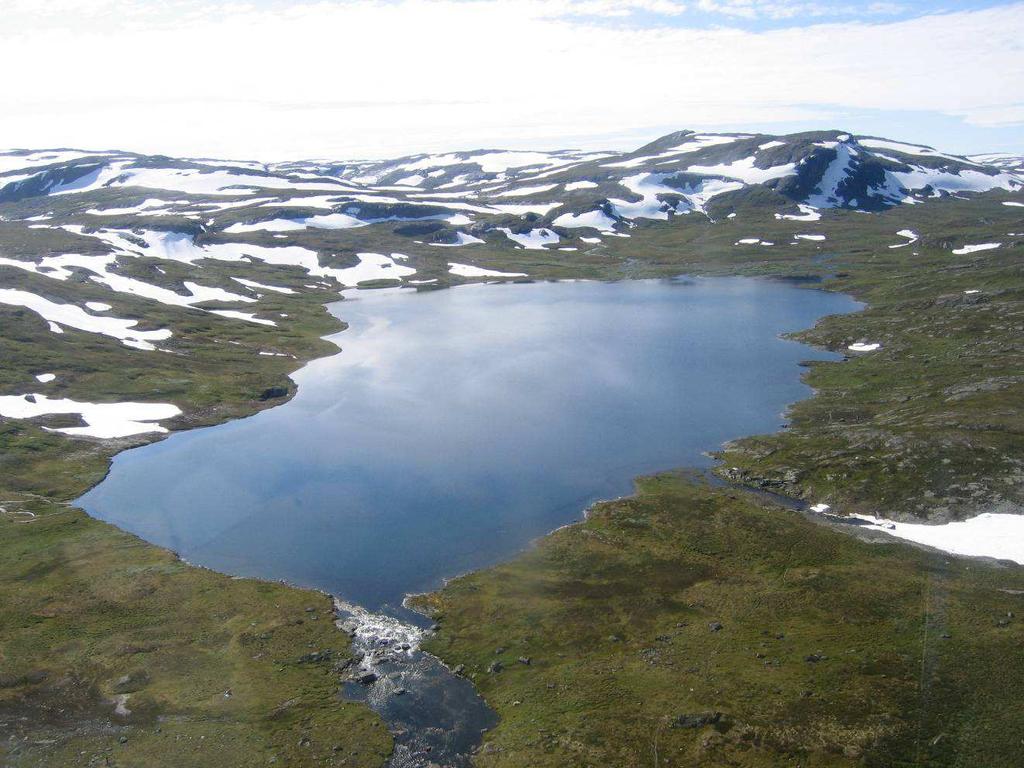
[
  {"x1": 849, "y1": 512, "x2": 1024, "y2": 566},
  {"x1": 552, "y1": 209, "x2": 617, "y2": 231},
  {"x1": 447, "y1": 262, "x2": 527, "y2": 278},
  {"x1": 0, "y1": 393, "x2": 181, "y2": 438},
  {"x1": 500, "y1": 228, "x2": 560, "y2": 249}
]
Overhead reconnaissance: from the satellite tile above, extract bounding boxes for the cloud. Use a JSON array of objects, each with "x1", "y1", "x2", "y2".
[
  {"x1": 952, "y1": 103, "x2": 1024, "y2": 127},
  {"x1": 0, "y1": 0, "x2": 1020, "y2": 158},
  {"x1": 693, "y1": 0, "x2": 905, "y2": 19}
]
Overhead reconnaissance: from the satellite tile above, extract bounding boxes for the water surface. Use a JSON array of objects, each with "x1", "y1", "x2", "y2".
[{"x1": 79, "y1": 277, "x2": 858, "y2": 614}]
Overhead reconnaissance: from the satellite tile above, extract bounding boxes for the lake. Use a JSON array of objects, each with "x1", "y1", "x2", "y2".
[{"x1": 78, "y1": 277, "x2": 859, "y2": 615}]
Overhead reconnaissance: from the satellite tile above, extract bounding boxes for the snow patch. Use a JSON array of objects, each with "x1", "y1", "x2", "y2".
[
  {"x1": 849, "y1": 512, "x2": 1024, "y2": 565},
  {"x1": 232, "y1": 277, "x2": 296, "y2": 295},
  {"x1": 552, "y1": 209, "x2": 617, "y2": 232},
  {"x1": 0, "y1": 288, "x2": 171, "y2": 350},
  {"x1": 447, "y1": 262, "x2": 526, "y2": 278},
  {"x1": 0, "y1": 393, "x2": 181, "y2": 438},
  {"x1": 428, "y1": 232, "x2": 484, "y2": 247},
  {"x1": 500, "y1": 228, "x2": 559, "y2": 250},
  {"x1": 952, "y1": 243, "x2": 1001, "y2": 255},
  {"x1": 685, "y1": 156, "x2": 796, "y2": 185},
  {"x1": 209, "y1": 310, "x2": 277, "y2": 326},
  {"x1": 889, "y1": 229, "x2": 919, "y2": 249}
]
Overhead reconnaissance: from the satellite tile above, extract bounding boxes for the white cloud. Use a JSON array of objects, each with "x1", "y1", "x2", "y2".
[
  {"x1": 951, "y1": 103, "x2": 1024, "y2": 127},
  {"x1": 0, "y1": 1, "x2": 1020, "y2": 159},
  {"x1": 694, "y1": 0, "x2": 905, "y2": 19}
]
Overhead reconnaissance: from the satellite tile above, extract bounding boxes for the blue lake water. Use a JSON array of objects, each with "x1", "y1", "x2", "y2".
[{"x1": 78, "y1": 277, "x2": 859, "y2": 614}]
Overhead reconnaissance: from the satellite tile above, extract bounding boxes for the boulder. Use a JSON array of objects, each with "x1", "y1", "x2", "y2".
[
  {"x1": 672, "y1": 712, "x2": 722, "y2": 729},
  {"x1": 259, "y1": 386, "x2": 288, "y2": 401}
]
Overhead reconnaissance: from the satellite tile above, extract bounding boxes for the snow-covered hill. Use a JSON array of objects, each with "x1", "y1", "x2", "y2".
[
  {"x1": 3, "y1": 130, "x2": 1020, "y2": 228},
  {"x1": 0, "y1": 129, "x2": 1021, "y2": 355}
]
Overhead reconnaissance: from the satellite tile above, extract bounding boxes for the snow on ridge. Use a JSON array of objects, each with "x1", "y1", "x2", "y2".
[
  {"x1": 0, "y1": 392, "x2": 181, "y2": 439},
  {"x1": 887, "y1": 166, "x2": 1020, "y2": 197},
  {"x1": 858, "y1": 138, "x2": 985, "y2": 167},
  {"x1": 49, "y1": 161, "x2": 135, "y2": 194},
  {"x1": 0, "y1": 149, "x2": 110, "y2": 175},
  {"x1": 52, "y1": 164, "x2": 357, "y2": 198},
  {"x1": 806, "y1": 143, "x2": 857, "y2": 208},
  {"x1": 601, "y1": 135, "x2": 740, "y2": 169},
  {"x1": 394, "y1": 151, "x2": 577, "y2": 175},
  {"x1": 684, "y1": 156, "x2": 797, "y2": 185}
]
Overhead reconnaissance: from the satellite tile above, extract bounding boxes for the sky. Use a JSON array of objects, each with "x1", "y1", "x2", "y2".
[{"x1": 1, "y1": 0, "x2": 1022, "y2": 161}]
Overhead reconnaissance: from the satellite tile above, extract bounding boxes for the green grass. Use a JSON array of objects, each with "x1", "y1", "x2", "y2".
[
  {"x1": 0, "y1": 501, "x2": 392, "y2": 767},
  {"x1": 415, "y1": 474, "x2": 1024, "y2": 768}
]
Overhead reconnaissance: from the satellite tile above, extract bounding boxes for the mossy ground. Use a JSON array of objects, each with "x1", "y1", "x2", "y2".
[
  {"x1": 1, "y1": 503, "x2": 392, "y2": 767},
  {"x1": 415, "y1": 475, "x2": 1024, "y2": 767}
]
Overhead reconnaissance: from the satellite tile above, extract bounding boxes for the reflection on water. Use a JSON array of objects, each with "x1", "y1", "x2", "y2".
[{"x1": 78, "y1": 277, "x2": 858, "y2": 613}]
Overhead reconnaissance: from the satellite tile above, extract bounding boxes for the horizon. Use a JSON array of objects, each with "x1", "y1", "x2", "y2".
[{"x1": 3, "y1": 126, "x2": 1020, "y2": 166}]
